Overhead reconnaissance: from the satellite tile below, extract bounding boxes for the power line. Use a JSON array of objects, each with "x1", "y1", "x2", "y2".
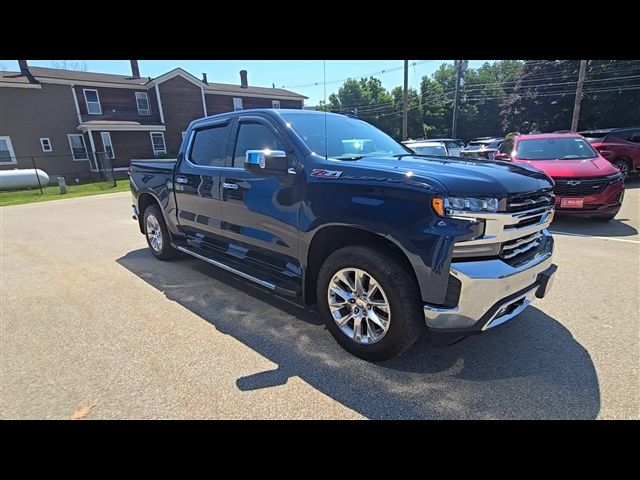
[{"x1": 280, "y1": 60, "x2": 437, "y2": 89}]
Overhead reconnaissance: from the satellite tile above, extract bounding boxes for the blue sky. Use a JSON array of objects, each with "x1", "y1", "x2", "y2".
[{"x1": 3, "y1": 60, "x2": 491, "y2": 105}]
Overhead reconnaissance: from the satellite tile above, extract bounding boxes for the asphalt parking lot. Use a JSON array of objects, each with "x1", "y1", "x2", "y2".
[{"x1": 1, "y1": 180, "x2": 638, "y2": 419}]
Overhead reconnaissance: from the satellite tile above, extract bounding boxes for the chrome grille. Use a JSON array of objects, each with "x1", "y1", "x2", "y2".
[
  {"x1": 499, "y1": 232, "x2": 543, "y2": 260},
  {"x1": 553, "y1": 177, "x2": 608, "y2": 196},
  {"x1": 506, "y1": 190, "x2": 554, "y2": 213}
]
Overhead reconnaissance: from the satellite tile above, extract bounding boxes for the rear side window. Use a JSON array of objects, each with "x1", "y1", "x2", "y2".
[
  {"x1": 629, "y1": 130, "x2": 640, "y2": 143},
  {"x1": 232, "y1": 122, "x2": 285, "y2": 168},
  {"x1": 189, "y1": 124, "x2": 230, "y2": 167}
]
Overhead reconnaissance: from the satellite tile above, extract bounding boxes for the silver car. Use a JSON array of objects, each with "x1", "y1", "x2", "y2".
[
  {"x1": 428, "y1": 138, "x2": 465, "y2": 157},
  {"x1": 460, "y1": 137, "x2": 504, "y2": 160},
  {"x1": 403, "y1": 140, "x2": 449, "y2": 156}
]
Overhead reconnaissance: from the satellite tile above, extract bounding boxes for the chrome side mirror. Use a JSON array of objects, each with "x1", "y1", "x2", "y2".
[{"x1": 244, "y1": 149, "x2": 288, "y2": 174}]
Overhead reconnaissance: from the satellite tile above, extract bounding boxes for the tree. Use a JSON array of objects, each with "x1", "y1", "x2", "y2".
[
  {"x1": 500, "y1": 60, "x2": 640, "y2": 132},
  {"x1": 325, "y1": 77, "x2": 398, "y2": 135},
  {"x1": 419, "y1": 64, "x2": 456, "y2": 138},
  {"x1": 51, "y1": 60, "x2": 87, "y2": 71}
]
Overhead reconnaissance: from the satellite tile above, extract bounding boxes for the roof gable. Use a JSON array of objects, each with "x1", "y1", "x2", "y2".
[{"x1": 148, "y1": 68, "x2": 205, "y2": 88}]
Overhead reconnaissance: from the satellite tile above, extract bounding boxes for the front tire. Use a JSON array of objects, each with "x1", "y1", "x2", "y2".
[
  {"x1": 317, "y1": 245, "x2": 423, "y2": 362},
  {"x1": 612, "y1": 158, "x2": 631, "y2": 178},
  {"x1": 143, "y1": 204, "x2": 177, "y2": 260}
]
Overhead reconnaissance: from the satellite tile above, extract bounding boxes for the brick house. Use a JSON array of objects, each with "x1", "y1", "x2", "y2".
[{"x1": 0, "y1": 61, "x2": 306, "y2": 182}]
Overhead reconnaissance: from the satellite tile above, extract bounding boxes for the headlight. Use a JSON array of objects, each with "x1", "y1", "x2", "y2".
[
  {"x1": 444, "y1": 196, "x2": 499, "y2": 214},
  {"x1": 607, "y1": 173, "x2": 624, "y2": 186}
]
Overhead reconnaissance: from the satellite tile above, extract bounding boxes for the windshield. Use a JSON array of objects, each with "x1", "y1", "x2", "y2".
[
  {"x1": 280, "y1": 113, "x2": 409, "y2": 159},
  {"x1": 467, "y1": 141, "x2": 492, "y2": 149},
  {"x1": 411, "y1": 145, "x2": 447, "y2": 156},
  {"x1": 516, "y1": 137, "x2": 598, "y2": 160}
]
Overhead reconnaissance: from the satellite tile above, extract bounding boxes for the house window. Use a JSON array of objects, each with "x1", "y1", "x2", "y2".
[
  {"x1": 150, "y1": 132, "x2": 166, "y2": 156},
  {"x1": 40, "y1": 138, "x2": 52, "y2": 152},
  {"x1": 0, "y1": 136, "x2": 17, "y2": 165},
  {"x1": 100, "y1": 132, "x2": 115, "y2": 159},
  {"x1": 83, "y1": 89, "x2": 102, "y2": 115},
  {"x1": 68, "y1": 134, "x2": 89, "y2": 161},
  {"x1": 233, "y1": 98, "x2": 243, "y2": 111},
  {"x1": 135, "y1": 92, "x2": 151, "y2": 116},
  {"x1": 272, "y1": 100, "x2": 281, "y2": 109}
]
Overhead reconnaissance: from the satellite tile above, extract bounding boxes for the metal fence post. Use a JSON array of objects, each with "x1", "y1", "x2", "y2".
[{"x1": 30, "y1": 156, "x2": 43, "y2": 194}]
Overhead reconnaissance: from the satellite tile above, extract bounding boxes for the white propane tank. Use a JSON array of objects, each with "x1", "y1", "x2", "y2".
[{"x1": 0, "y1": 169, "x2": 50, "y2": 190}]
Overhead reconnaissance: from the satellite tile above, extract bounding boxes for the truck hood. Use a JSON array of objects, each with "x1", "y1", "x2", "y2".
[
  {"x1": 513, "y1": 156, "x2": 619, "y2": 178},
  {"x1": 334, "y1": 155, "x2": 553, "y2": 196}
]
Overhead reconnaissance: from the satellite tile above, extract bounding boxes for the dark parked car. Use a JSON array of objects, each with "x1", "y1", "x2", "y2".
[
  {"x1": 129, "y1": 110, "x2": 556, "y2": 361},
  {"x1": 579, "y1": 127, "x2": 640, "y2": 178},
  {"x1": 460, "y1": 137, "x2": 504, "y2": 160}
]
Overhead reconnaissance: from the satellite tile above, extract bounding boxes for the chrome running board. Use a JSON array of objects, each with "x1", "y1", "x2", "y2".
[{"x1": 176, "y1": 245, "x2": 277, "y2": 291}]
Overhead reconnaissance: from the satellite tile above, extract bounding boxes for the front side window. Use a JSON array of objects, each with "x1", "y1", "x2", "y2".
[
  {"x1": 232, "y1": 122, "x2": 285, "y2": 168},
  {"x1": 83, "y1": 89, "x2": 102, "y2": 115},
  {"x1": 150, "y1": 132, "x2": 166, "y2": 156},
  {"x1": 516, "y1": 137, "x2": 598, "y2": 160},
  {"x1": 40, "y1": 138, "x2": 52, "y2": 152},
  {"x1": 189, "y1": 124, "x2": 230, "y2": 167},
  {"x1": 68, "y1": 134, "x2": 88, "y2": 160},
  {"x1": 101, "y1": 132, "x2": 115, "y2": 159},
  {"x1": 0, "y1": 136, "x2": 16, "y2": 164},
  {"x1": 233, "y1": 98, "x2": 243, "y2": 111},
  {"x1": 135, "y1": 92, "x2": 151, "y2": 116},
  {"x1": 280, "y1": 113, "x2": 409, "y2": 160}
]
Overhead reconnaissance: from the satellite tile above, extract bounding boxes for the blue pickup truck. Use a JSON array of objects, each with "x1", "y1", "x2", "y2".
[{"x1": 129, "y1": 109, "x2": 557, "y2": 361}]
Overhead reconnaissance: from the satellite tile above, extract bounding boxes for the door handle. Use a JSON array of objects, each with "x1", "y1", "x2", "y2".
[
  {"x1": 223, "y1": 182, "x2": 239, "y2": 190},
  {"x1": 175, "y1": 176, "x2": 188, "y2": 184}
]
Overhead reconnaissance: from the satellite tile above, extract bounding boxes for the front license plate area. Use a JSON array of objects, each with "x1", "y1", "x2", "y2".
[{"x1": 560, "y1": 197, "x2": 584, "y2": 208}]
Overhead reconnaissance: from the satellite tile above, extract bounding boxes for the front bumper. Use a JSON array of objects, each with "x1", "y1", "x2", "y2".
[
  {"x1": 555, "y1": 182, "x2": 624, "y2": 215},
  {"x1": 424, "y1": 233, "x2": 556, "y2": 333}
]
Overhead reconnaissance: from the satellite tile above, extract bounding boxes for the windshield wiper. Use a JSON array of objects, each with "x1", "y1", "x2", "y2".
[{"x1": 329, "y1": 155, "x2": 363, "y2": 160}]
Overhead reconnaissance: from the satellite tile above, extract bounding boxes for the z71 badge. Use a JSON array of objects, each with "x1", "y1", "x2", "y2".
[{"x1": 310, "y1": 169, "x2": 343, "y2": 178}]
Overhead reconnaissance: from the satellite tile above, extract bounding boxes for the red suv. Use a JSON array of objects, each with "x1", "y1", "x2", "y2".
[
  {"x1": 579, "y1": 127, "x2": 640, "y2": 178},
  {"x1": 494, "y1": 133, "x2": 625, "y2": 221}
]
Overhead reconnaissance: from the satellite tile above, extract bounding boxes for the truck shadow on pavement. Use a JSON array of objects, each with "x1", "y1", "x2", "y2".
[
  {"x1": 551, "y1": 216, "x2": 638, "y2": 238},
  {"x1": 118, "y1": 249, "x2": 600, "y2": 419}
]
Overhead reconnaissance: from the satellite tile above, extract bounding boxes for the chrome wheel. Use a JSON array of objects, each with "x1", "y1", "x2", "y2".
[
  {"x1": 327, "y1": 268, "x2": 391, "y2": 344},
  {"x1": 146, "y1": 214, "x2": 163, "y2": 252}
]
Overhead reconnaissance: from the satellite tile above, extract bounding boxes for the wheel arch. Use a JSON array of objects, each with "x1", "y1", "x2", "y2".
[
  {"x1": 136, "y1": 191, "x2": 163, "y2": 234},
  {"x1": 303, "y1": 224, "x2": 420, "y2": 306}
]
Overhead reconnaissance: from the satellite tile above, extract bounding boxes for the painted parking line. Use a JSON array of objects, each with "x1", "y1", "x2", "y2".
[{"x1": 550, "y1": 230, "x2": 640, "y2": 244}]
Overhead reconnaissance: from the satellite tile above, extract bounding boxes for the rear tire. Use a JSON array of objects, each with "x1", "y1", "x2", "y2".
[
  {"x1": 316, "y1": 245, "x2": 423, "y2": 362},
  {"x1": 143, "y1": 204, "x2": 177, "y2": 260},
  {"x1": 591, "y1": 213, "x2": 617, "y2": 222}
]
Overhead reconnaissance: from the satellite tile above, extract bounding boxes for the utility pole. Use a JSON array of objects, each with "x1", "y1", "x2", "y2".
[
  {"x1": 451, "y1": 60, "x2": 461, "y2": 138},
  {"x1": 571, "y1": 60, "x2": 588, "y2": 131},
  {"x1": 402, "y1": 60, "x2": 409, "y2": 140}
]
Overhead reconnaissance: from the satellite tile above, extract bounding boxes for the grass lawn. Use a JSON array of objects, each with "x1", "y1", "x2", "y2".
[{"x1": 0, "y1": 179, "x2": 130, "y2": 207}]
